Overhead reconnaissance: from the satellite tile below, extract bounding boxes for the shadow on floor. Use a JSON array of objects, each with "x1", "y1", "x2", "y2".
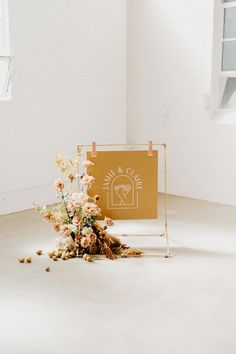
[{"x1": 140, "y1": 247, "x2": 236, "y2": 259}]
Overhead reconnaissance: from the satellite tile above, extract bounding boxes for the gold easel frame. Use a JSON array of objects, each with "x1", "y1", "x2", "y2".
[{"x1": 77, "y1": 142, "x2": 170, "y2": 258}]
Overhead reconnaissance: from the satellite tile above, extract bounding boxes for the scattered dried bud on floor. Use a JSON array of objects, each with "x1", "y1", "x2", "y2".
[
  {"x1": 121, "y1": 249, "x2": 143, "y2": 257},
  {"x1": 83, "y1": 254, "x2": 92, "y2": 262},
  {"x1": 52, "y1": 256, "x2": 58, "y2": 261},
  {"x1": 55, "y1": 251, "x2": 62, "y2": 258},
  {"x1": 48, "y1": 251, "x2": 55, "y2": 258},
  {"x1": 26, "y1": 257, "x2": 32, "y2": 263},
  {"x1": 45, "y1": 267, "x2": 50, "y2": 272},
  {"x1": 36, "y1": 250, "x2": 43, "y2": 256},
  {"x1": 18, "y1": 258, "x2": 25, "y2": 263}
]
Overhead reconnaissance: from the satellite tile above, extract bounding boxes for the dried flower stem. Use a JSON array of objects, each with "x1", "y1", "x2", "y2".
[{"x1": 61, "y1": 191, "x2": 71, "y2": 222}]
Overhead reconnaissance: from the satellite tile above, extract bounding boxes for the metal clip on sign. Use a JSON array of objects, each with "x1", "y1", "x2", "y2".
[
  {"x1": 148, "y1": 140, "x2": 153, "y2": 157},
  {"x1": 91, "y1": 141, "x2": 97, "y2": 158}
]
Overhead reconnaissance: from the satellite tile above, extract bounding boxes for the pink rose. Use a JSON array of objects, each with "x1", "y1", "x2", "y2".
[
  {"x1": 82, "y1": 203, "x2": 101, "y2": 217},
  {"x1": 81, "y1": 175, "x2": 95, "y2": 186},
  {"x1": 53, "y1": 179, "x2": 64, "y2": 190},
  {"x1": 81, "y1": 160, "x2": 94, "y2": 167}
]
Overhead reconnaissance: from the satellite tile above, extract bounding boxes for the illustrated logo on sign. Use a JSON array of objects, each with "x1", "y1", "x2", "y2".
[{"x1": 103, "y1": 166, "x2": 143, "y2": 209}]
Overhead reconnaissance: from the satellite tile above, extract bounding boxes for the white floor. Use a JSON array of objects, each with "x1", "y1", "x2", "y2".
[{"x1": 0, "y1": 195, "x2": 236, "y2": 354}]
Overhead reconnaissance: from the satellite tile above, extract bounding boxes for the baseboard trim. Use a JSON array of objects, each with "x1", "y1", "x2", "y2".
[{"x1": 0, "y1": 184, "x2": 56, "y2": 216}]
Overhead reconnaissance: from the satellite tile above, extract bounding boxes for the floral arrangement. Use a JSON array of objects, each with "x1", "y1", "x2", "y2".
[{"x1": 34, "y1": 152, "x2": 142, "y2": 263}]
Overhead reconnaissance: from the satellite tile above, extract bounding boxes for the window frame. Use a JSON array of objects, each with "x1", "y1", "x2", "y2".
[
  {"x1": 0, "y1": 0, "x2": 12, "y2": 100},
  {"x1": 0, "y1": 55, "x2": 11, "y2": 100},
  {"x1": 220, "y1": 1, "x2": 236, "y2": 77},
  {"x1": 210, "y1": 1, "x2": 236, "y2": 122}
]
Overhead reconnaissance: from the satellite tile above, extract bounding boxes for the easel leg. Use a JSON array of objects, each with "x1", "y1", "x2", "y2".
[
  {"x1": 163, "y1": 144, "x2": 171, "y2": 258},
  {"x1": 164, "y1": 234, "x2": 171, "y2": 258}
]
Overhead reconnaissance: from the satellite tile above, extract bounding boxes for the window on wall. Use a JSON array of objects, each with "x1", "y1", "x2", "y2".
[
  {"x1": 0, "y1": 0, "x2": 11, "y2": 100},
  {"x1": 220, "y1": 1, "x2": 236, "y2": 108}
]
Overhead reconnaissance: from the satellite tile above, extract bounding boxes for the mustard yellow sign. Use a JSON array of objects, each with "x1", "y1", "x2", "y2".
[{"x1": 87, "y1": 150, "x2": 158, "y2": 220}]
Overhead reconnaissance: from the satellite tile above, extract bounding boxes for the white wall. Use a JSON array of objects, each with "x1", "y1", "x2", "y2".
[
  {"x1": 0, "y1": 0, "x2": 127, "y2": 215},
  {"x1": 1, "y1": 0, "x2": 236, "y2": 216},
  {"x1": 128, "y1": 0, "x2": 236, "y2": 206}
]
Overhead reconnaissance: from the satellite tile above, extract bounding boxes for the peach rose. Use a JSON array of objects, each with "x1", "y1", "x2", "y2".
[
  {"x1": 104, "y1": 217, "x2": 114, "y2": 226},
  {"x1": 67, "y1": 201, "x2": 79, "y2": 213},
  {"x1": 53, "y1": 179, "x2": 64, "y2": 190},
  {"x1": 82, "y1": 203, "x2": 101, "y2": 217},
  {"x1": 80, "y1": 237, "x2": 91, "y2": 248},
  {"x1": 59, "y1": 224, "x2": 71, "y2": 237},
  {"x1": 88, "y1": 233, "x2": 97, "y2": 244},
  {"x1": 81, "y1": 175, "x2": 95, "y2": 186},
  {"x1": 68, "y1": 241, "x2": 77, "y2": 252},
  {"x1": 72, "y1": 216, "x2": 81, "y2": 227},
  {"x1": 53, "y1": 223, "x2": 60, "y2": 232},
  {"x1": 78, "y1": 193, "x2": 89, "y2": 203}
]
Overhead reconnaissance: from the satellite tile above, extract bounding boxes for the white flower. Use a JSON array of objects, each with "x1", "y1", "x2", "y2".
[
  {"x1": 55, "y1": 236, "x2": 73, "y2": 251},
  {"x1": 78, "y1": 193, "x2": 89, "y2": 203},
  {"x1": 55, "y1": 237, "x2": 62, "y2": 249},
  {"x1": 70, "y1": 192, "x2": 88, "y2": 204},
  {"x1": 81, "y1": 160, "x2": 94, "y2": 167},
  {"x1": 70, "y1": 192, "x2": 80, "y2": 201},
  {"x1": 60, "y1": 236, "x2": 74, "y2": 250},
  {"x1": 70, "y1": 225, "x2": 78, "y2": 234},
  {"x1": 81, "y1": 175, "x2": 95, "y2": 186},
  {"x1": 81, "y1": 227, "x2": 93, "y2": 237}
]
